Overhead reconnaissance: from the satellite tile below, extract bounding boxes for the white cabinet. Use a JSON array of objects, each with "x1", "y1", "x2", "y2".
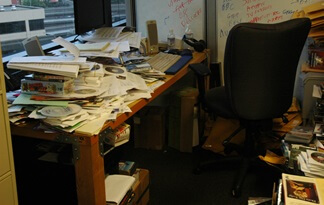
[{"x1": 0, "y1": 46, "x2": 18, "y2": 205}]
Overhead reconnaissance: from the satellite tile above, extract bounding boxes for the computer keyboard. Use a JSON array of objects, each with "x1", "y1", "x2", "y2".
[{"x1": 146, "y1": 52, "x2": 181, "y2": 73}]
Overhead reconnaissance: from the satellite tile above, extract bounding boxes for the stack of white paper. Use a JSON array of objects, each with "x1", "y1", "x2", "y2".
[
  {"x1": 105, "y1": 174, "x2": 135, "y2": 205},
  {"x1": 7, "y1": 56, "x2": 86, "y2": 78}
]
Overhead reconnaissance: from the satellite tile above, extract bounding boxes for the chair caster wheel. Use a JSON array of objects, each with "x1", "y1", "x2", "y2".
[{"x1": 193, "y1": 167, "x2": 202, "y2": 175}]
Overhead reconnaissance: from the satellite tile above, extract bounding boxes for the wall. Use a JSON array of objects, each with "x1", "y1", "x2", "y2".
[
  {"x1": 216, "y1": 0, "x2": 322, "y2": 84},
  {"x1": 136, "y1": 0, "x2": 206, "y2": 44}
]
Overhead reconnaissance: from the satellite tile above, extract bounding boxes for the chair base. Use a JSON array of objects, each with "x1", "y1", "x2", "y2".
[{"x1": 192, "y1": 143, "x2": 283, "y2": 197}]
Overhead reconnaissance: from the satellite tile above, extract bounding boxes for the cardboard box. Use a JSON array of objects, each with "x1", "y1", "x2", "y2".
[
  {"x1": 168, "y1": 87, "x2": 198, "y2": 152},
  {"x1": 136, "y1": 189, "x2": 149, "y2": 205},
  {"x1": 133, "y1": 107, "x2": 166, "y2": 150},
  {"x1": 132, "y1": 169, "x2": 150, "y2": 205}
]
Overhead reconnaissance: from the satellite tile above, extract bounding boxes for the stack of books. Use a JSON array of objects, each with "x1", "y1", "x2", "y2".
[{"x1": 284, "y1": 125, "x2": 314, "y2": 145}]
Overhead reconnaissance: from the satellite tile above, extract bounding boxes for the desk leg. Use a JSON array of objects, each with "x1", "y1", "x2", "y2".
[{"x1": 75, "y1": 136, "x2": 106, "y2": 205}]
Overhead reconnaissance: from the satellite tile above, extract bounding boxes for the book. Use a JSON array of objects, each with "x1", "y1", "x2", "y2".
[
  {"x1": 21, "y1": 78, "x2": 74, "y2": 95},
  {"x1": 282, "y1": 173, "x2": 324, "y2": 205},
  {"x1": 104, "y1": 123, "x2": 131, "y2": 147},
  {"x1": 105, "y1": 174, "x2": 135, "y2": 205},
  {"x1": 24, "y1": 73, "x2": 73, "y2": 82},
  {"x1": 119, "y1": 161, "x2": 136, "y2": 176},
  {"x1": 284, "y1": 133, "x2": 313, "y2": 145}
]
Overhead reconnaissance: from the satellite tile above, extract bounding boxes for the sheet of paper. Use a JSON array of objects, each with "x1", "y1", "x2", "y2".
[
  {"x1": 52, "y1": 36, "x2": 80, "y2": 58},
  {"x1": 99, "y1": 76, "x2": 126, "y2": 98},
  {"x1": 118, "y1": 78, "x2": 136, "y2": 91},
  {"x1": 124, "y1": 32, "x2": 142, "y2": 48},
  {"x1": 75, "y1": 112, "x2": 110, "y2": 135},
  {"x1": 7, "y1": 62, "x2": 80, "y2": 78},
  {"x1": 13, "y1": 94, "x2": 68, "y2": 106},
  {"x1": 124, "y1": 90, "x2": 151, "y2": 102},
  {"x1": 105, "y1": 175, "x2": 135, "y2": 205},
  {"x1": 8, "y1": 105, "x2": 23, "y2": 113},
  {"x1": 126, "y1": 72, "x2": 149, "y2": 91},
  {"x1": 116, "y1": 41, "x2": 130, "y2": 52},
  {"x1": 78, "y1": 50, "x2": 119, "y2": 58},
  {"x1": 93, "y1": 27, "x2": 125, "y2": 39},
  {"x1": 44, "y1": 112, "x2": 89, "y2": 128},
  {"x1": 28, "y1": 108, "x2": 47, "y2": 119},
  {"x1": 104, "y1": 41, "x2": 119, "y2": 53},
  {"x1": 8, "y1": 56, "x2": 86, "y2": 64}
]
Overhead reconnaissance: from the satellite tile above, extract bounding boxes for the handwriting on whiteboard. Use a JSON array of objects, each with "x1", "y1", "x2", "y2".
[
  {"x1": 218, "y1": 0, "x2": 302, "y2": 39},
  {"x1": 167, "y1": 0, "x2": 203, "y2": 28}
]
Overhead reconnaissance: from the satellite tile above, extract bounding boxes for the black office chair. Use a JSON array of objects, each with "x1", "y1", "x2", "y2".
[{"x1": 189, "y1": 18, "x2": 311, "y2": 197}]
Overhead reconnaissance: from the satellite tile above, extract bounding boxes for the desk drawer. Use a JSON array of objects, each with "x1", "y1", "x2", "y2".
[{"x1": 0, "y1": 174, "x2": 15, "y2": 205}]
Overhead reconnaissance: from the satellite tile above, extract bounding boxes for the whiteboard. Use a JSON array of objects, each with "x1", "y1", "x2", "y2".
[
  {"x1": 136, "y1": 0, "x2": 206, "y2": 44},
  {"x1": 216, "y1": 0, "x2": 322, "y2": 64}
]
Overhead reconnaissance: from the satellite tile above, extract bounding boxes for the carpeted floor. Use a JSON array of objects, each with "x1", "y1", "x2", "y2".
[
  {"x1": 123, "y1": 145, "x2": 281, "y2": 205},
  {"x1": 120, "y1": 116, "x2": 282, "y2": 205}
]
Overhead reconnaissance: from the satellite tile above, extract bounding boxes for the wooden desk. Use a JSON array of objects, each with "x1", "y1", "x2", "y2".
[{"x1": 10, "y1": 51, "x2": 209, "y2": 205}]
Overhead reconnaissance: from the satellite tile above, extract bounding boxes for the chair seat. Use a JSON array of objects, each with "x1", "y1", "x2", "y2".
[{"x1": 205, "y1": 86, "x2": 237, "y2": 119}]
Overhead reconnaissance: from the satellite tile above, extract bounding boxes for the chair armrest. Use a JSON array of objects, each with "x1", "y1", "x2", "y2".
[
  {"x1": 189, "y1": 63, "x2": 211, "y2": 110},
  {"x1": 189, "y1": 63, "x2": 211, "y2": 77}
]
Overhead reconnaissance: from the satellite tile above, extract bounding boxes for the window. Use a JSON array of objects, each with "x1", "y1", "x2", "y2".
[
  {"x1": 0, "y1": 21, "x2": 26, "y2": 34},
  {"x1": 0, "y1": 0, "x2": 128, "y2": 58},
  {"x1": 111, "y1": 0, "x2": 126, "y2": 26},
  {"x1": 29, "y1": 19, "x2": 45, "y2": 31}
]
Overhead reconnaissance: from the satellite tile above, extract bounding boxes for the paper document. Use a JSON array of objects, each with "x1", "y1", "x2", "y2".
[
  {"x1": 122, "y1": 32, "x2": 142, "y2": 48},
  {"x1": 93, "y1": 27, "x2": 125, "y2": 39},
  {"x1": 60, "y1": 41, "x2": 110, "y2": 52},
  {"x1": 8, "y1": 56, "x2": 87, "y2": 64},
  {"x1": 52, "y1": 36, "x2": 80, "y2": 58},
  {"x1": 75, "y1": 112, "x2": 110, "y2": 136},
  {"x1": 7, "y1": 62, "x2": 80, "y2": 78},
  {"x1": 12, "y1": 94, "x2": 68, "y2": 106}
]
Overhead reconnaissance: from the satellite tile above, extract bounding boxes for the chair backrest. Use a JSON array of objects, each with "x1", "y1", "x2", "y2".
[{"x1": 224, "y1": 18, "x2": 311, "y2": 120}]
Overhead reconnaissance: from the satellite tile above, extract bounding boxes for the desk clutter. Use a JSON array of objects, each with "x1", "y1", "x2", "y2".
[
  {"x1": 5, "y1": 28, "x2": 195, "y2": 135},
  {"x1": 262, "y1": 82, "x2": 324, "y2": 204}
]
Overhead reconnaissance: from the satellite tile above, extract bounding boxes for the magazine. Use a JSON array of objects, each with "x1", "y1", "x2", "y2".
[{"x1": 282, "y1": 173, "x2": 324, "y2": 205}]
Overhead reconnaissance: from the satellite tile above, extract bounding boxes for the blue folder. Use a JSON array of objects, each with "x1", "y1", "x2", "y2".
[{"x1": 165, "y1": 55, "x2": 193, "y2": 75}]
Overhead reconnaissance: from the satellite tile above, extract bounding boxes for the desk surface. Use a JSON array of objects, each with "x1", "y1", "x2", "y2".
[{"x1": 10, "y1": 50, "x2": 209, "y2": 205}]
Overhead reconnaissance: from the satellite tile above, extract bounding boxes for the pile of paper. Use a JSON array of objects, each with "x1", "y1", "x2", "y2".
[
  {"x1": 296, "y1": 148, "x2": 324, "y2": 178},
  {"x1": 7, "y1": 32, "x2": 167, "y2": 135},
  {"x1": 105, "y1": 174, "x2": 135, "y2": 205}
]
